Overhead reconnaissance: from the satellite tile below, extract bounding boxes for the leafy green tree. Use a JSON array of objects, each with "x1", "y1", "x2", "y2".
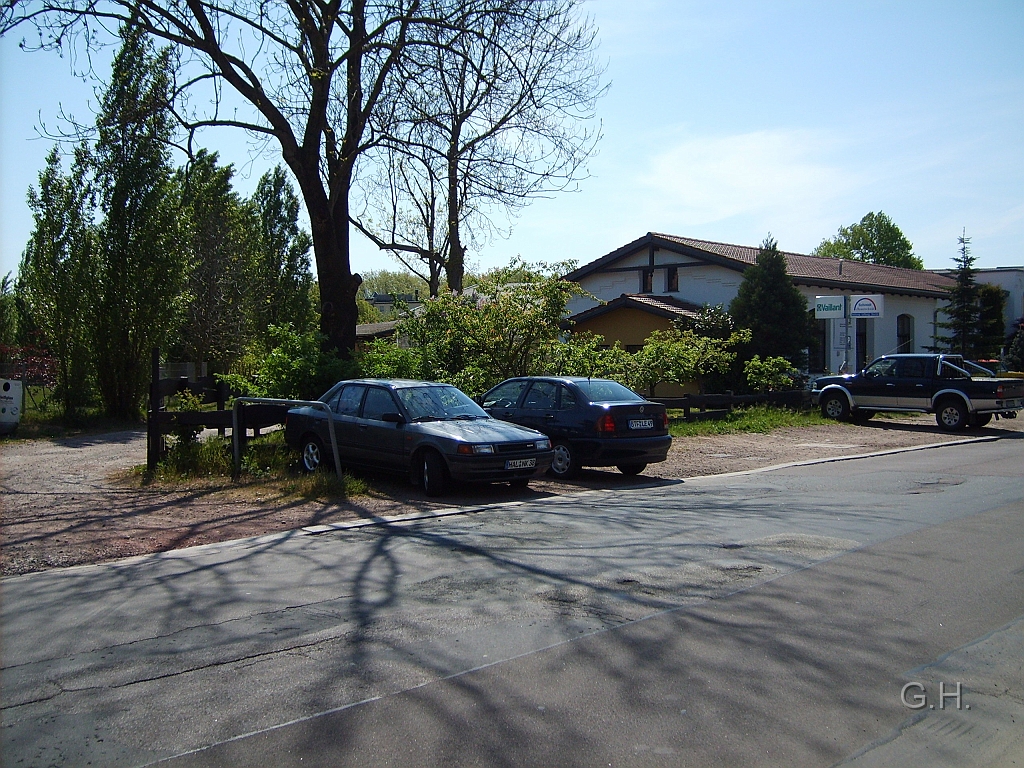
[
  {"x1": 219, "y1": 324, "x2": 353, "y2": 400},
  {"x1": 360, "y1": 270, "x2": 429, "y2": 301},
  {"x1": 977, "y1": 283, "x2": 1008, "y2": 360},
  {"x1": 630, "y1": 328, "x2": 750, "y2": 396},
  {"x1": 673, "y1": 304, "x2": 735, "y2": 340},
  {"x1": 1005, "y1": 321, "x2": 1024, "y2": 372},
  {"x1": 91, "y1": 27, "x2": 188, "y2": 419},
  {"x1": 250, "y1": 166, "x2": 315, "y2": 339},
  {"x1": 813, "y1": 211, "x2": 922, "y2": 270},
  {"x1": 19, "y1": 146, "x2": 97, "y2": 419},
  {"x1": 0, "y1": 274, "x2": 18, "y2": 355},
  {"x1": 744, "y1": 355, "x2": 799, "y2": 392},
  {"x1": 365, "y1": 260, "x2": 584, "y2": 394},
  {"x1": 542, "y1": 332, "x2": 635, "y2": 383},
  {"x1": 934, "y1": 231, "x2": 983, "y2": 357},
  {"x1": 175, "y1": 150, "x2": 254, "y2": 368},
  {"x1": 730, "y1": 236, "x2": 810, "y2": 367}
]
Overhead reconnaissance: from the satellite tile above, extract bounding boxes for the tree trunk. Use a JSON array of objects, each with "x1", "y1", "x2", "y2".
[
  {"x1": 288, "y1": 158, "x2": 361, "y2": 358},
  {"x1": 446, "y1": 142, "x2": 464, "y2": 293}
]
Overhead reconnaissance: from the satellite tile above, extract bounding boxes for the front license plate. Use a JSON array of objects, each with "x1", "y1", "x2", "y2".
[
  {"x1": 505, "y1": 458, "x2": 536, "y2": 470},
  {"x1": 629, "y1": 419, "x2": 655, "y2": 430}
]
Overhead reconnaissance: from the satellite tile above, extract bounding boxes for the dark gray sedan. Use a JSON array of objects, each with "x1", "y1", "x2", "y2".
[{"x1": 284, "y1": 379, "x2": 554, "y2": 496}]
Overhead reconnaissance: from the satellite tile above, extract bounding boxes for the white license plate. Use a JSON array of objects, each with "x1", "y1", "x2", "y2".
[
  {"x1": 505, "y1": 458, "x2": 536, "y2": 470},
  {"x1": 629, "y1": 419, "x2": 654, "y2": 430}
]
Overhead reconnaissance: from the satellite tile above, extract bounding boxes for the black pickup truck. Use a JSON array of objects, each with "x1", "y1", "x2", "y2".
[{"x1": 811, "y1": 354, "x2": 1024, "y2": 431}]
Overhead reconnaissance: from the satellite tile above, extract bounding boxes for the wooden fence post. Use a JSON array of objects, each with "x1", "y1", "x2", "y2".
[{"x1": 147, "y1": 348, "x2": 161, "y2": 472}]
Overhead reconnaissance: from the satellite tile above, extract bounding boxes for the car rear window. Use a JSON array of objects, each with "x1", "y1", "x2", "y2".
[{"x1": 575, "y1": 380, "x2": 643, "y2": 403}]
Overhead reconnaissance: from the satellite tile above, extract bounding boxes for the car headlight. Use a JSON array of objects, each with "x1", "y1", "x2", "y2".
[
  {"x1": 457, "y1": 443, "x2": 494, "y2": 455},
  {"x1": 535, "y1": 438, "x2": 551, "y2": 450}
]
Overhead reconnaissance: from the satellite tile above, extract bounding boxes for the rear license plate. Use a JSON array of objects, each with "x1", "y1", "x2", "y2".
[
  {"x1": 505, "y1": 458, "x2": 536, "y2": 470},
  {"x1": 1005, "y1": 399, "x2": 1021, "y2": 408},
  {"x1": 629, "y1": 419, "x2": 655, "y2": 430}
]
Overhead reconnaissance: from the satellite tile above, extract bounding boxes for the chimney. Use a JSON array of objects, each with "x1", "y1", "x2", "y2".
[{"x1": 838, "y1": 259, "x2": 844, "y2": 276}]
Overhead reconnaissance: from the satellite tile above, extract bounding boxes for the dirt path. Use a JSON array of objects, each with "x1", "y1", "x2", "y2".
[{"x1": 2, "y1": 414, "x2": 1020, "y2": 576}]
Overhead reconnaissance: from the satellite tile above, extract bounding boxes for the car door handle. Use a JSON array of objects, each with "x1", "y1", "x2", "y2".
[
  {"x1": 916, "y1": 384, "x2": 924, "y2": 388},
  {"x1": 544, "y1": 414, "x2": 555, "y2": 419},
  {"x1": 358, "y1": 424, "x2": 369, "y2": 430},
  {"x1": 886, "y1": 383, "x2": 895, "y2": 387}
]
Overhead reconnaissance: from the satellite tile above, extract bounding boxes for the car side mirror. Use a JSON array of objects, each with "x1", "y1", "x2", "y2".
[{"x1": 381, "y1": 412, "x2": 405, "y2": 424}]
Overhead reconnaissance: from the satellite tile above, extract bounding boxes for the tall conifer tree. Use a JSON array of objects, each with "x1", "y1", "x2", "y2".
[
  {"x1": 730, "y1": 236, "x2": 810, "y2": 367},
  {"x1": 91, "y1": 26, "x2": 187, "y2": 419}
]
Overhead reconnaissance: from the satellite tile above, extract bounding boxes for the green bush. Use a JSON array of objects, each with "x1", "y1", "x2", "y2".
[
  {"x1": 219, "y1": 324, "x2": 358, "y2": 400},
  {"x1": 744, "y1": 355, "x2": 799, "y2": 392}
]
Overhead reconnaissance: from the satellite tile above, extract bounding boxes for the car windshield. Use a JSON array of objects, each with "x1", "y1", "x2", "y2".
[
  {"x1": 575, "y1": 379, "x2": 644, "y2": 403},
  {"x1": 396, "y1": 385, "x2": 489, "y2": 421}
]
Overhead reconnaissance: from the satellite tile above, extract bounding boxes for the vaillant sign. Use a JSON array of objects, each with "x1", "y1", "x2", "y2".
[
  {"x1": 814, "y1": 297, "x2": 845, "y2": 319},
  {"x1": 850, "y1": 294, "x2": 884, "y2": 318}
]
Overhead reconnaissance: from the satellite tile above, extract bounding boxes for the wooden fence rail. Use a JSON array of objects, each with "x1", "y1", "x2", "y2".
[{"x1": 651, "y1": 390, "x2": 810, "y2": 421}]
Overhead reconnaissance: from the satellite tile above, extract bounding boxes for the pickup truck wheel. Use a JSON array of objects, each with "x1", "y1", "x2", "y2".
[
  {"x1": 820, "y1": 393, "x2": 850, "y2": 421},
  {"x1": 936, "y1": 398, "x2": 969, "y2": 431},
  {"x1": 970, "y1": 413, "x2": 992, "y2": 428}
]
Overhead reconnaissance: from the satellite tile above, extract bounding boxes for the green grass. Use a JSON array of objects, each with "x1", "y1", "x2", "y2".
[
  {"x1": 140, "y1": 430, "x2": 368, "y2": 501},
  {"x1": 668, "y1": 404, "x2": 830, "y2": 437}
]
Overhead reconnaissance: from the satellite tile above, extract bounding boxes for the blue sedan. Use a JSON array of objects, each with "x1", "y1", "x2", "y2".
[
  {"x1": 284, "y1": 379, "x2": 554, "y2": 496},
  {"x1": 480, "y1": 377, "x2": 672, "y2": 478}
]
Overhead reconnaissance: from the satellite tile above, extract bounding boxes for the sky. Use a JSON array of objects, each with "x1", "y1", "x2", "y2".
[{"x1": 2, "y1": 0, "x2": 1023, "y2": 283}]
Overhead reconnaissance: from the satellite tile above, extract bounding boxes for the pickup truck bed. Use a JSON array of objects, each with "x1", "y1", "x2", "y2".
[{"x1": 811, "y1": 354, "x2": 1024, "y2": 431}]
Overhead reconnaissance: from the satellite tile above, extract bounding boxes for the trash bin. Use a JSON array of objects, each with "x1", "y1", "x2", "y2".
[{"x1": 0, "y1": 379, "x2": 23, "y2": 435}]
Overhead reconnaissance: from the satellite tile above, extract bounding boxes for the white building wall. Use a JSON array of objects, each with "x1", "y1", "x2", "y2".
[
  {"x1": 975, "y1": 268, "x2": 1024, "y2": 335},
  {"x1": 570, "y1": 260, "x2": 945, "y2": 373}
]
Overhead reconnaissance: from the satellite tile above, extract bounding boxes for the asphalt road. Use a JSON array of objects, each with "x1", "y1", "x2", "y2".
[{"x1": 2, "y1": 435, "x2": 1023, "y2": 767}]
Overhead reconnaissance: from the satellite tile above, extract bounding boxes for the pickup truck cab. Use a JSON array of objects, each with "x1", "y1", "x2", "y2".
[{"x1": 812, "y1": 354, "x2": 1024, "y2": 431}]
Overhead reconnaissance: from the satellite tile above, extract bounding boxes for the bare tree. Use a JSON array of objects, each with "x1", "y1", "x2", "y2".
[
  {"x1": 352, "y1": 135, "x2": 448, "y2": 295},
  {"x1": 355, "y1": 0, "x2": 605, "y2": 293},
  {"x1": 2, "y1": 0, "x2": 482, "y2": 355}
]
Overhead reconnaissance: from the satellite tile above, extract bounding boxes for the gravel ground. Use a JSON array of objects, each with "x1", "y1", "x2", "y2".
[{"x1": 2, "y1": 413, "x2": 1020, "y2": 577}]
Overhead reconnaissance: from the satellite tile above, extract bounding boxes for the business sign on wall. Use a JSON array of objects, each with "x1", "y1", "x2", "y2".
[
  {"x1": 850, "y1": 294, "x2": 884, "y2": 318},
  {"x1": 814, "y1": 297, "x2": 845, "y2": 319}
]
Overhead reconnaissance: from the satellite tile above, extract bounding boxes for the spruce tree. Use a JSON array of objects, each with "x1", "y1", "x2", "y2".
[
  {"x1": 730, "y1": 236, "x2": 810, "y2": 367},
  {"x1": 934, "y1": 231, "x2": 983, "y2": 358}
]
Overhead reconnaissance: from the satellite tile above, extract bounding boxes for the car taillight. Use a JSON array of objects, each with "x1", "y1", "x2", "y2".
[
  {"x1": 996, "y1": 384, "x2": 1004, "y2": 398},
  {"x1": 660, "y1": 412, "x2": 669, "y2": 429},
  {"x1": 597, "y1": 413, "x2": 616, "y2": 433}
]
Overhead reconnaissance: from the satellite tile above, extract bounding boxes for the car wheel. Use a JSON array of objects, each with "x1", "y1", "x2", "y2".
[
  {"x1": 936, "y1": 398, "x2": 968, "y2": 431},
  {"x1": 421, "y1": 450, "x2": 448, "y2": 497},
  {"x1": 820, "y1": 392, "x2": 850, "y2": 421},
  {"x1": 969, "y1": 413, "x2": 992, "y2": 428},
  {"x1": 300, "y1": 435, "x2": 326, "y2": 473},
  {"x1": 547, "y1": 441, "x2": 578, "y2": 478},
  {"x1": 851, "y1": 410, "x2": 874, "y2": 424},
  {"x1": 617, "y1": 463, "x2": 647, "y2": 476}
]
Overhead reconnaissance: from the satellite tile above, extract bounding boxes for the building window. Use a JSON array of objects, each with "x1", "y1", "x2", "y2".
[
  {"x1": 625, "y1": 344, "x2": 644, "y2": 354},
  {"x1": 640, "y1": 269, "x2": 653, "y2": 293},
  {"x1": 897, "y1": 314, "x2": 914, "y2": 353},
  {"x1": 666, "y1": 266, "x2": 678, "y2": 292}
]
